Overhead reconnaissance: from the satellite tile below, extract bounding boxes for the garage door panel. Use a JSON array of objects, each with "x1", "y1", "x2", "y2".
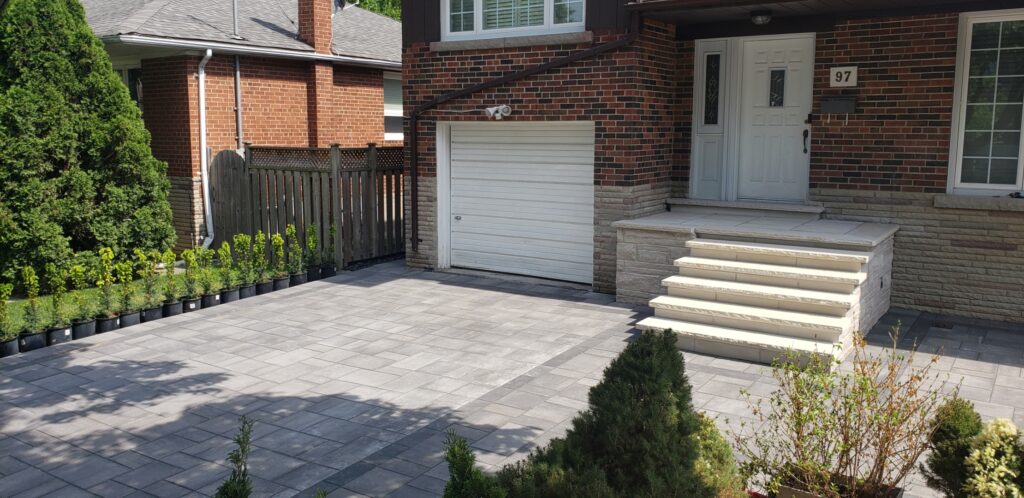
[{"x1": 449, "y1": 122, "x2": 595, "y2": 284}]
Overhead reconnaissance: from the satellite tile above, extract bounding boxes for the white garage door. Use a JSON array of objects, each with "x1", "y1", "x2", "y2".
[{"x1": 449, "y1": 121, "x2": 595, "y2": 284}]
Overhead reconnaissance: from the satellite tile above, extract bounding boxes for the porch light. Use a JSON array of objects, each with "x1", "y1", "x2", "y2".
[{"x1": 750, "y1": 10, "x2": 772, "y2": 26}]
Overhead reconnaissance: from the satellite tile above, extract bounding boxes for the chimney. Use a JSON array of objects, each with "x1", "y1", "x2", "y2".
[{"x1": 298, "y1": 0, "x2": 333, "y2": 54}]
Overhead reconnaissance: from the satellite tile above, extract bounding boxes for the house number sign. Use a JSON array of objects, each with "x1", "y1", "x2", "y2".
[{"x1": 830, "y1": 66, "x2": 857, "y2": 88}]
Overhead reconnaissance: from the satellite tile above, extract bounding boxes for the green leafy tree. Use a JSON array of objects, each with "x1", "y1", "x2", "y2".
[
  {"x1": 45, "y1": 262, "x2": 68, "y2": 326},
  {"x1": 0, "y1": 283, "x2": 14, "y2": 340},
  {"x1": 285, "y1": 224, "x2": 303, "y2": 274},
  {"x1": 0, "y1": 0, "x2": 175, "y2": 286},
  {"x1": 161, "y1": 249, "x2": 179, "y2": 302},
  {"x1": 253, "y1": 231, "x2": 269, "y2": 283},
  {"x1": 215, "y1": 416, "x2": 255, "y2": 498},
  {"x1": 358, "y1": 0, "x2": 400, "y2": 20},
  {"x1": 97, "y1": 247, "x2": 116, "y2": 316}
]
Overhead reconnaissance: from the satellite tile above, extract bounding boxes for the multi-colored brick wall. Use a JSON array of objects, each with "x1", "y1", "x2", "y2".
[{"x1": 138, "y1": 53, "x2": 397, "y2": 249}]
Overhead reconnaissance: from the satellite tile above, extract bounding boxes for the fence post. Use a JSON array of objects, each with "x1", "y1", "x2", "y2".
[
  {"x1": 367, "y1": 143, "x2": 379, "y2": 257},
  {"x1": 330, "y1": 144, "x2": 343, "y2": 268},
  {"x1": 243, "y1": 143, "x2": 253, "y2": 236}
]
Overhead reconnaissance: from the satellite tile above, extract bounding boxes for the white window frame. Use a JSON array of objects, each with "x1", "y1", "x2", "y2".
[
  {"x1": 384, "y1": 72, "x2": 403, "y2": 141},
  {"x1": 441, "y1": 0, "x2": 586, "y2": 42},
  {"x1": 948, "y1": 8, "x2": 1024, "y2": 195}
]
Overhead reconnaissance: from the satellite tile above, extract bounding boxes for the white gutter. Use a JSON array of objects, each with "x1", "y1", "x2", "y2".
[
  {"x1": 197, "y1": 48, "x2": 214, "y2": 249},
  {"x1": 107, "y1": 34, "x2": 401, "y2": 70}
]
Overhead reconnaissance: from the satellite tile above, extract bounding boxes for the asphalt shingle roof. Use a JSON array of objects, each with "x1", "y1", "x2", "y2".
[{"x1": 81, "y1": 0, "x2": 401, "y2": 63}]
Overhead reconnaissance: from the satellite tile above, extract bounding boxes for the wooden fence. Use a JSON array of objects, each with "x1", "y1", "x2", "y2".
[{"x1": 209, "y1": 143, "x2": 404, "y2": 267}]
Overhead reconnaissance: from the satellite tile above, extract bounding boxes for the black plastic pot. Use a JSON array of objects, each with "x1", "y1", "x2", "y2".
[
  {"x1": 272, "y1": 276, "x2": 290, "y2": 291},
  {"x1": 200, "y1": 293, "x2": 221, "y2": 308},
  {"x1": 1, "y1": 338, "x2": 19, "y2": 357},
  {"x1": 239, "y1": 284, "x2": 256, "y2": 299},
  {"x1": 97, "y1": 316, "x2": 120, "y2": 333},
  {"x1": 72, "y1": 319, "x2": 97, "y2": 340},
  {"x1": 321, "y1": 265, "x2": 337, "y2": 278},
  {"x1": 183, "y1": 297, "x2": 202, "y2": 313},
  {"x1": 46, "y1": 326, "x2": 73, "y2": 346},
  {"x1": 256, "y1": 281, "x2": 274, "y2": 295},
  {"x1": 18, "y1": 331, "x2": 46, "y2": 352},
  {"x1": 306, "y1": 266, "x2": 322, "y2": 281},
  {"x1": 120, "y1": 311, "x2": 141, "y2": 328},
  {"x1": 221, "y1": 287, "x2": 240, "y2": 304},
  {"x1": 141, "y1": 306, "x2": 163, "y2": 322},
  {"x1": 289, "y1": 272, "x2": 307, "y2": 286},
  {"x1": 163, "y1": 300, "x2": 183, "y2": 317}
]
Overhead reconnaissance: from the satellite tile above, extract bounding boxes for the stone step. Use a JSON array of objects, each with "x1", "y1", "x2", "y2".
[
  {"x1": 686, "y1": 239, "x2": 871, "y2": 272},
  {"x1": 649, "y1": 295, "x2": 847, "y2": 343},
  {"x1": 637, "y1": 316, "x2": 838, "y2": 366},
  {"x1": 662, "y1": 275, "x2": 853, "y2": 316},
  {"x1": 675, "y1": 256, "x2": 865, "y2": 294}
]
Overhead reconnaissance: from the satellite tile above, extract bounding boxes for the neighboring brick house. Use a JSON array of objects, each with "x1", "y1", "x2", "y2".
[
  {"x1": 82, "y1": 0, "x2": 402, "y2": 249},
  {"x1": 402, "y1": 0, "x2": 1024, "y2": 361}
]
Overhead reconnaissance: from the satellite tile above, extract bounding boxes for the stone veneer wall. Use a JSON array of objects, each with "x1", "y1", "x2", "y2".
[
  {"x1": 616, "y1": 227, "x2": 693, "y2": 305},
  {"x1": 813, "y1": 188, "x2": 1024, "y2": 322}
]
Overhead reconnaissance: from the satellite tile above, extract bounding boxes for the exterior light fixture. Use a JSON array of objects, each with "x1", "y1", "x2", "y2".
[{"x1": 751, "y1": 10, "x2": 772, "y2": 26}]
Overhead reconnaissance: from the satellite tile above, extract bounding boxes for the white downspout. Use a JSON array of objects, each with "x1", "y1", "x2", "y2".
[{"x1": 197, "y1": 49, "x2": 214, "y2": 249}]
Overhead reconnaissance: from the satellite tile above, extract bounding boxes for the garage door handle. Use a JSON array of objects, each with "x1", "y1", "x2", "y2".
[{"x1": 454, "y1": 216, "x2": 462, "y2": 221}]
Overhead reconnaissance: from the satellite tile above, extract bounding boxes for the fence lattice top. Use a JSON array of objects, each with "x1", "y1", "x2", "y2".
[{"x1": 249, "y1": 146, "x2": 331, "y2": 171}]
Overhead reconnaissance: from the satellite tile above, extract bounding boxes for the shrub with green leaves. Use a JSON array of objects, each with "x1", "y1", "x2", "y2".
[
  {"x1": 114, "y1": 261, "x2": 136, "y2": 313},
  {"x1": 196, "y1": 247, "x2": 220, "y2": 295},
  {"x1": 22, "y1": 265, "x2": 42, "y2": 332},
  {"x1": 161, "y1": 250, "x2": 179, "y2": 303},
  {"x1": 0, "y1": 283, "x2": 14, "y2": 340},
  {"x1": 271, "y1": 233, "x2": 286, "y2": 278},
  {"x1": 97, "y1": 247, "x2": 117, "y2": 317},
  {"x1": 443, "y1": 431, "x2": 506, "y2": 498},
  {"x1": 305, "y1": 225, "x2": 320, "y2": 269},
  {"x1": 924, "y1": 398, "x2": 984, "y2": 498},
  {"x1": 135, "y1": 249, "x2": 161, "y2": 308},
  {"x1": 215, "y1": 416, "x2": 255, "y2": 498},
  {"x1": 0, "y1": 0, "x2": 175, "y2": 287},
  {"x1": 694, "y1": 413, "x2": 747, "y2": 498},
  {"x1": 325, "y1": 224, "x2": 337, "y2": 268},
  {"x1": 285, "y1": 224, "x2": 303, "y2": 274},
  {"x1": 964, "y1": 419, "x2": 1024, "y2": 497},
  {"x1": 182, "y1": 249, "x2": 200, "y2": 299},
  {"x1": 218, "y1": 242, "x2": 236, "y2": 290},
  {"x1": 46, "y1": 263, "x2": 69, "y2": 327},
  {"x1": 233, "y1": 234, "x2": 253, "y2": 286},
  {"x1": 68, "y1": 264, "x2": 93, "y2": 321},
  {"x1": 253, "y1": 231, "x2": 269, "y2": 283}
]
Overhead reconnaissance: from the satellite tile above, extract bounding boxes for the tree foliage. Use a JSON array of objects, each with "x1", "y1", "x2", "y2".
[
  {"x1": 0, "y1": 0, "x2": 175, "y2": 286},
  {"x1": 355, "y1": 0, "x2": 400, "y2": 20}
]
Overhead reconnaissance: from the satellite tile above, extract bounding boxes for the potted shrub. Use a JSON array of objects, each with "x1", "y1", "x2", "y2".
[
  {"x1": 181, "y1": 249, "x2": 202, "y2": 312},
  {"x1": 271, "y1": 232, "x2": 289, "y2": 290},
  {"x1": 44, "y1": 264, "x2": 72, "y2": 346},
  {"x1": 115, "y1": 260, "x2": 141, "y2": 327},
  {"x1": 253, "y1": 231, "x2": 273, "y2": 295},
  {"x1": 198, "y1": 247, "x2": 221, "y2": 308},
  {"x1": 286, "y1": 224, "x2": 306, "y2": 286},
  {"x1": 96, "y1": 247, "x2": 120, "y2": 332},
  {"x1": 233, "y1": 234, "x2": 256, "y2": 299},
  {"x1": 305, "y1": 225, "x2": 321, "y2": 281},
  {"x1": 136, "y1": 250, "x2": 163, "y2": 322},
  {"x1": 219, "y1": 242, "x2": 240, "y2": 303},
  {"x1": 18, "y1": 266, "x2": 46, "y2": 352},
  {"x1": 322, "y1": 224, "x2": 338, "y2": 278},
  {"x1": 734, "y1": 326, "x2": 948, "y2": 498},
  {"x1": 68, "y1": 264, "x2": 96, "y2": 339},
  {"x1": 161, "y1": 250, "x2": 184, "y2": 316},
  {"x1": 0, "y1": 284, "x2": 17, "y2": 357}
]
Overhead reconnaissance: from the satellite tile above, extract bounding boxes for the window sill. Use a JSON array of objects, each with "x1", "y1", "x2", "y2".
[
  {"x1": 431, "y1": 31, "x2": 593, "y2": 52},
  {"x1": 934, "y1": 193, "x2": 1024, "y2": 212}
]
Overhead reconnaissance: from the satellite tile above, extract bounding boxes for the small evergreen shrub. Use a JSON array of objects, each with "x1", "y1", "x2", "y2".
[
  {"x1": 97, "y1": 247, "x2": 116, "y2": 317},
  {"x1": 443, "y1": 431, "x2": 506, "y2": 498},
  {"x1": 196, "y1": 247, "x2": 219, "y2": 295},
  {"x1": 0, "y1": 283, "x2": 14, "y2": 340},
  {"x1": 232, "y1": 234, "x2": 253, "y2": 286},
  {"x1": 924, "y1": 398, "x2": 984, "y2": 498},
  {"x1": 135, "y1": 249, "x2": 160, "y2": 308},
  {"x1": 285, "y1": 224, "x2": 303, "y2": 275},
  {"x1": 45, "y1": 263, "x2": 68, "y2": 327},
  {"x1": 325, "y1": 224, "x2": 337, "y2": 268},
  {"x1": 114, "y1": 261, "x2": 135, "y2": 313},
  {"x1": 21, "y1": 266, "x2": 41, "y2": 331},
  {"x1": 182, "y1": 249, "x2": 200, "y2": 299},
  {"x1": 271, "y1": 233, "x2": 286, "y2": 278},
  {"x1": 161, "y1": 250, "x2": 179, "y2": 303},
  {"x1": 215, "y1": 416, "x2": 255, "y2": 498},
  {"x1": 253, "y1": 231, "x2": 269, "y2": 283},
  {"x1": 694, "y1": 413, "x2": 747, "y2": 498},
  {"x1": 305, "y1": 226, "x2": 320, "y2": 269},
  {"x1": 218, "y1": 242, "x2": 236, "y2": 290},
  {"x1": 68, "y1": 264, "x2": 93, "y2": 321},
  {"x1": 964, "y1": 419, "x2": 1024, "y2": 498}
]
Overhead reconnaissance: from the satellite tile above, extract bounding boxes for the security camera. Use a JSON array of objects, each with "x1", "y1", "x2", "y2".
[{"x1": 484, "y1": 105, "x2": 512, "y2": 120}]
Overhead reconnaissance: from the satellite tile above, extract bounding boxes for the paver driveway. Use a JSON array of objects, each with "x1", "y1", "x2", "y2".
[{"x1": 2, "y1": 261, "x2": 1022, "y2": 497}]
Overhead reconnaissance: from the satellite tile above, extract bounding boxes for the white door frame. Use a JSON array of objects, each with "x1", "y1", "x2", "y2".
[
  {"x1": 436, "y1": 122, "x2": 452, "y2": 269},
  {"x1": 690, "y1": 32, "x2": 816, "y2": 202}
]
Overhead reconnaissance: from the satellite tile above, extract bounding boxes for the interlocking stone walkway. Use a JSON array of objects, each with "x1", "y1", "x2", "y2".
[{"x1": 1, "y1": 261, "x2": 1022, "y2": 497}]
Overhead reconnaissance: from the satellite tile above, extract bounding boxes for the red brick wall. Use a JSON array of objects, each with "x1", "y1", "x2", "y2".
[
  {"x1": 811, "y1": 14, "x2": 959, "y2": 193},
  {"x1": 404, "y1": 21, "x2": 682, "y2": 187},
  {"x1": 142, "y1": 57, "x2": 197, "y2": 178},
  {"x1": 334, "y1": 66, "x2": 402, "y2": 148}
]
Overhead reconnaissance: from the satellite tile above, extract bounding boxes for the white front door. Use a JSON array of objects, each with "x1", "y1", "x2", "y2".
[{"x1": 736, "y1": 36, "x2": 814, "y2": 202}]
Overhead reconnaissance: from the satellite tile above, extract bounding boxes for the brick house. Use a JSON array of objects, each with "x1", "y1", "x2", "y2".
[
  {"x1": 402, "y1": 0, "x2": 1024, "y2": 363},
  {"x1": 82, "y1": 0, "x2": 402, "y2": 249}
]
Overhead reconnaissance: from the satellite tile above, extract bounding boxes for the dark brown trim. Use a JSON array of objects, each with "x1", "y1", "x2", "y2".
[
  {"x1": 627, "y1": 0, "x2": 806, "y2": 12},
  {"x1": 677, "y1": 15, "x2": 837, "y2": 40}
]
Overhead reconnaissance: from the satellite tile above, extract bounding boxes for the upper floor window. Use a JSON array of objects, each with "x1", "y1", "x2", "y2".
[
  {"x1": 951, "y1": 10, "x2": 1024, "y2": 194},
  {"x1": 443, "y1": 0, "x2": 585, "y2": 41}
]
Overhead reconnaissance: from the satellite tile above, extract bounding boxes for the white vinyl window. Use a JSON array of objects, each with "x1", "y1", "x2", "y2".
[
  {"x1": 442, "y1": 0, "x2": 585, "y2": 41},
  {"x1": 384, "y1": 73, "x2": 403, "y2": 141},
  {"x1": 951, "y1": 10, "x2": 1024, "y2": 194}
]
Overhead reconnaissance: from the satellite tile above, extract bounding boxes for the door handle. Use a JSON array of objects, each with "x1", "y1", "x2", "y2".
[{"x1": 803, "y1": 129, "x2": 809, "y2": 154}]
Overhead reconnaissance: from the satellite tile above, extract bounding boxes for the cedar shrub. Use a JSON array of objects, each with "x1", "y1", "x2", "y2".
[{"x1": 923, "y1": 398, "x2": 984, "y2": 498}]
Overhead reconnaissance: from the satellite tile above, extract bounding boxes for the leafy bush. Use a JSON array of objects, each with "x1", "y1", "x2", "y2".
[
  {"x1": 161, "y1": 250, "x2": 179, "y2": 303},
  {"x1": 68, "y1": 264, "x2": 93, "y2": 321},
  {"x1": 114, "y1": 261, "x2": 135, "y2": 313},
  {"x1": 135, "y1": 249, "x2": 160, "y2": 308},
  {"x1": 305, "y1": 226, "x2": 320, "y2": 269},
  {"x1": 0, "y1": 283, "x2": 14, "y2": 340},
  {"x1": 325, "y1": 224, "x2": 337, "y2": 268},
  {"x1": 0, "y1": 0, "x2": 175, "y2": 287},
  {"x1": 443, "y1": 431, "x2": 506, "y2": 498},
  {"x1": 233, "y1": 234, "x2": 253, "y2": 286},
  {"x1": 964, "y1": 419, "x2": 1024, "y2": 497},
  {"x1": 182, "y1": 249, "x2": 200, "y2": 299},
  {"x1": 21, "y1": 266, "x2": 42, "y2": 332},
  {"x1": 196, "y1": 247, "x2": 219, "y2": 295},
  {"x1": 694, "y1": 413, "x2": 747, "y2": 498},
  {"x1": 45, "y1": 263, "x2": 68, "y2": 327},
  {"x1": 253, "y1": 231, "x2": 269, "y2": 283},
  {"x1": 97, "y1": 247, "x2": 116, "y2": 316},
  {"x1": 285, "y1": 224, "x2": 303, "y2": 275},
  {"x1": 271, "y1": 233, "x2": 286, "y2": 278},
  {"x1": 215, "y1": 416, "x2": 255, "y2": 498},
  {"x1": 218, "y1": 242, "x2": 236, "y2": 290},
  {"x1": 735, "y1": 325, "x2": 951, "y2": 497},
  {"x1": 924, "y1": 398, "x2": 984, "y2": 497}
]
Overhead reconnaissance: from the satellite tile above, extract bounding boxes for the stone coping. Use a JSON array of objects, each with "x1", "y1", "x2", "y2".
[
  {"x1": 430, "y1": 31, "x2": 594, "y2": 52},
  {"x1": 612, "y1": 211, "x2": 899, "y2": 248},
  {"x1": 667, "y1": 197, "x2": 825, "y2": 214},
  {"x1": 934, "y1": 193, "x2": 1024, "y2": 212}
]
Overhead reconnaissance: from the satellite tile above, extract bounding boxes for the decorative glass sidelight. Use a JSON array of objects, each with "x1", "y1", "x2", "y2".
[
  {"x1": 769, "y1": 69, "x2": 785, "y2": 107},
  {"x1": 704, "y1": 53, "x2": 721, "y2": 125}
]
